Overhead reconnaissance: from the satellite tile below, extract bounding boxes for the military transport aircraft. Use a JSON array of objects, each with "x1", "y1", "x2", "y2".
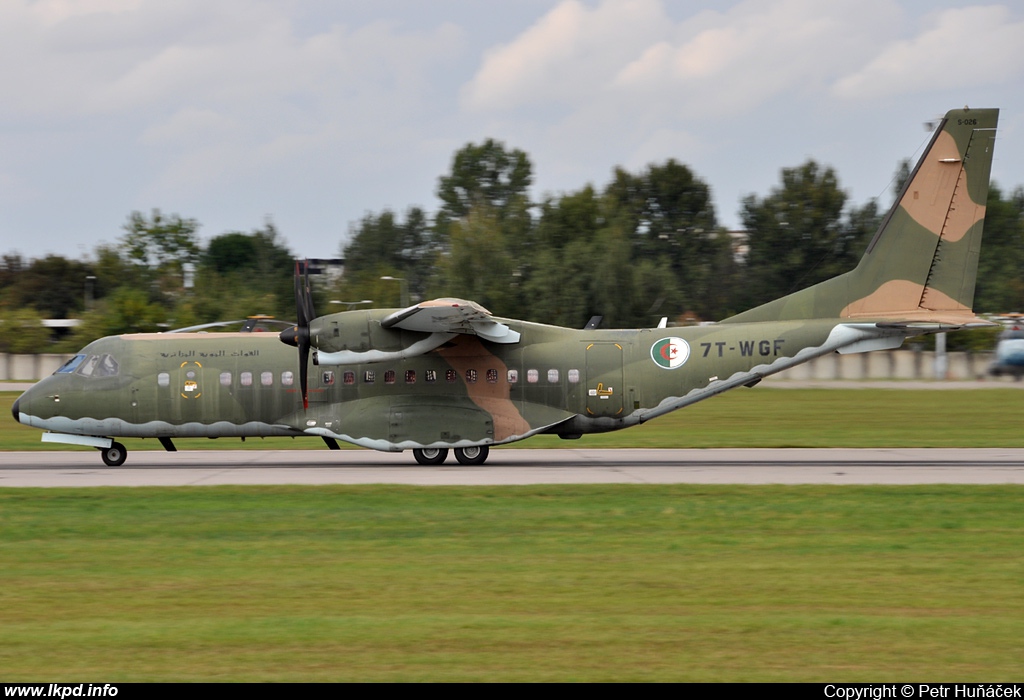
[{"x1": 12, "y1": 107, "x2": 999, "y2": 466}]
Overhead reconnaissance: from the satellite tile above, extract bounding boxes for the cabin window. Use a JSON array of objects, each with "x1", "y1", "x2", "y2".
[
  {"x1": 425, "y1": 369, "x2": 437, "y2": 383},
  {"x1": 364, "y1": 370, "x2": 375, "y2": 383},
  {"x1": 55, "y1": 355, "x2": 86, "y2": 374},
  {"x1": 507, "y1": 369, "x2": 518, "y2": 383},
  {"x1": 405, "y1": 370, "x2": 416, "y2": 384},
  {"x1": 157, "y1": 372, "x2": 170, "y2": 388},
  {"x1": 384, "y1": 370, "x2": 396, "y2": 385},
  {"x1": 220, "y1": 372, "x2": 232, "y2": 387},
  {"x1": 281, "y1": 371, "x2": 294, "y2": 386},
  {"x1": 486, "y1": 368, "x2": 498, "y2": 384},
  {"x1": 343, "y1": 371, "x2": 355, "y2": 385},
  {"x1": 322, "y1": 371, "x2": 334, "y2": 385},
  {"x1": 527, "y1": 369, "x2": 539, "y2": 384},
  {"x1": 466, "y1": 369, "x2": 477, "y2": 384},
  {"x1": 261, "y1": 371, "x2": 274, "y2": 386},
  {"x1": 547, "y1": 369, "x2": 559, "y2": 383},
  {"x1": 568, "y1": 369, "x2": 580, "y2": 384},
  {"x1": 446, "y1": 369, "x2": 457, "y2": 383},
  {"x1": 241, "y1": 372, "x2": 253, "y2": 387}
]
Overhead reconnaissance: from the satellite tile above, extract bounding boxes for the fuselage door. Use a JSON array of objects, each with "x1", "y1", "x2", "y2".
[
  {"x1": 308, "y1": 367, "x2": 334, "y2": 405},
  {"x1": 585, "y1": 342, "x2": 624, "y2": 418},
  {"x1": 177, "y1": 360, "x2": 205, "y2": 422}
]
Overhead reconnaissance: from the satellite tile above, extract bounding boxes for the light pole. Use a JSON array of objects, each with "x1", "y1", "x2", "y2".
[
  {"x1": 85, "y1": 275, "x2": 96, "y2": 311},
  {"x1": 379, "y1": 276, "x2": 409, "y2": 307}
]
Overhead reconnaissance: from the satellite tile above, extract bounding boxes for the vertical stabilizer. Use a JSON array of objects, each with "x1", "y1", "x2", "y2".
[{"x1": 722, "y1": 108, "x2": 999, "y2": 325}]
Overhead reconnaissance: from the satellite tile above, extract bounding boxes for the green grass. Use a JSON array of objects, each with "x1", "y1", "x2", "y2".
[
  {"x1": 5, "y1": 388, "x2": 1024, "y2": 450},
  {"x1": 0, "y1": 485, "x2": 1020, "y2": 681}
]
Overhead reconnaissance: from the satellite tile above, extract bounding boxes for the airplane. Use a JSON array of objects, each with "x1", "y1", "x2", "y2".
[
  {"x1": 12, "y1": 107, "x2": 999, "y2": 466},
  {"x1": 988, "y1": 314, "x2": 1024, "y2": 379}
]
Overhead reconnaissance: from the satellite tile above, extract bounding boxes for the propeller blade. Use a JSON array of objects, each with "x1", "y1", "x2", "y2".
[
  {"x1": 283, "y1": 260, "x2": 314, "y2": 411},
  {"x1": 298, "y1": 341, "x2": 309, "y2": 411},
  {"x1": 293, "y1": 261, "x2": 308, "y2": 327},
  {"x1": 302, "y1": 258, "x2": 316, "y2": 323}
]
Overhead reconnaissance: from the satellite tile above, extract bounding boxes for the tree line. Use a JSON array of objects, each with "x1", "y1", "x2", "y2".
[{"x1": 2, "y1": 138, "x2": 1023, "y2": 354}]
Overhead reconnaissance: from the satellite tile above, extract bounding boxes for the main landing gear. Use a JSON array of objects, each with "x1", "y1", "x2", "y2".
[
  {"x1": 412, "y1": 446, "x2": 490, "y2": 466},
  {"x1": 413, "y1": 447, "x2": 448, "y2": 465},
  {"x1": 99, "y1": 441, "x2": 128, "y2": 467}
]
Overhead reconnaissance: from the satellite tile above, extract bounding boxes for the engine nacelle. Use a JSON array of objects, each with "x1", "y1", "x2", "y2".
[{"x1": 307, "y1": 310, "x2": 453, "y2": 365}]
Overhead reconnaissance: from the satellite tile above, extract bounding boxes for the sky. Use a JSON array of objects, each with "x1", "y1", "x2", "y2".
[{"x1": 2, "y1": 0, "x2": 1023, "y2": 262}]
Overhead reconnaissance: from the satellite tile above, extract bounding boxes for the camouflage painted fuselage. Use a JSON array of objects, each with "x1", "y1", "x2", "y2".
[{"x1": 15, "y1": 317, "x2": 851, "y2": 451}]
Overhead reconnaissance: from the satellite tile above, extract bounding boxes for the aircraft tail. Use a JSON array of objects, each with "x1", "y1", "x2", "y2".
[{"x1": 721, "y1": 107, "x2": 999, "y2": 326}]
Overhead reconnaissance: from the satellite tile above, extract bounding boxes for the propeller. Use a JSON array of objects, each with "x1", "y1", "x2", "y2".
[{"x1": 279, "y1": 260, "x2": 316, "y2": 410}]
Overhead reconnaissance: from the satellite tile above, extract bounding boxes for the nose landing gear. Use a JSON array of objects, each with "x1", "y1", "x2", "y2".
[{"x1": 99, "y1": 441, "x2": 128, "y2": 467}]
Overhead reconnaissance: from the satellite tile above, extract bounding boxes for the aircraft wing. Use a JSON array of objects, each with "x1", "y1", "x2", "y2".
[{"x1": 381, "y1": 298, "x2": 521, "y2": 344}]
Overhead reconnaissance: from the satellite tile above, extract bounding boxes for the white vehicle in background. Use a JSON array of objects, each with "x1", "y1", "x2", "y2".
[{"x1": 989, "y1": 315, "x2": 1024, "y2": 380}]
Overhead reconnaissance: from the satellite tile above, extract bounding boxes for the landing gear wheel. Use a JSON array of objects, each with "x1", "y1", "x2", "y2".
[
  {"x1": 413, "y1": 447, "x2": 449, "y2": 465},
  {"x1": 100, "y1": 442, "x2": 127, "y2": 467},
  {"x1": 454, "y1": 445, "x2": 489, "y2": 465}
]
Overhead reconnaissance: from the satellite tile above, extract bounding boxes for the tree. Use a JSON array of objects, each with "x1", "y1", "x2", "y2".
[
  {"x1": 1, "y1": 255, "x2": 93, "y2": 319},
  {"x1": 204, "y1": 221, "x2": 293, "y2": 278},
  {"x1": 341, "y1": 207, "x2": 435, "y2": 302},
  {"x1": 740, "y1": 160, "x2": 874, "y2": 308},
  {"x1": 598, "y1": 160, "x2": 721, "y2": 320},
  {"x1": 535, "y1": 185, "x2": 602, "y2": 251},
  {"x1": 974, "y1": 184, "x2": 1024, "y2": 312},
  {"x1": 121, "y1": 209, "x2": 201, "y2": 292},
  {"x1": 201, "y1": 222, "x2": 296, "y2": 319},
  {"x1": 436, "y1": 139, "x2": 533, "y2": 222},
  {"x1": 0, "y1": 307, "x2": 50, "y2": 353},
  {"x1": 432, "y1": 204, "x2": 521, "y2": 314}
]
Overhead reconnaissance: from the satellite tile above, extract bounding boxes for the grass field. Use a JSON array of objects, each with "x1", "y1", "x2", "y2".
[
  {"x1": 1, "y1": 485, "x2": 1021, "y2": 681},
  {"x1": 3, "y1": 388, "x2": 1022, "y2": 681},
  {"x1": 5, "y1": 387, "x2": 1024, "y2": 450}
]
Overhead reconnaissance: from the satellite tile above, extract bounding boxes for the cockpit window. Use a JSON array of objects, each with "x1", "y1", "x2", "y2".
[
  {"x1": 55, "y1": 355, "x2": 86, "y2": 374},
  {"x1": 75, "y1": 354, "x2": 119, "y2": 378}
]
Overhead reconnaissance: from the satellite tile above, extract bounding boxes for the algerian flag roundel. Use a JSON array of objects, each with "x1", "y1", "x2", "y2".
[{"x1": 651, "y1": 337, "x2": 690, "y2": 369}]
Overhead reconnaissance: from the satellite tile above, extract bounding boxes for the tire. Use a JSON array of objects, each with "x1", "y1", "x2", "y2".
[
  {"x1": 101, "y1": 442, "x2": 127, "y2": 467},
  {"x1": 413, "y1": 447, "x2": 449, "y2": 465},
  {"x1": 454, "y1": 445, "x2": 489, "y2": 466}
]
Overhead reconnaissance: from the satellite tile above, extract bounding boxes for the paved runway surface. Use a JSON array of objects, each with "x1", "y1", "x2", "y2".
[{"x1": 2, "y1": 448, "x2": 1023, "y2": 486}]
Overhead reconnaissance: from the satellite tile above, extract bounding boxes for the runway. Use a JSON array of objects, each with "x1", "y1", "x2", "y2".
[{"x1": 2, "y1": 448, "x2": 1024, "y2": 486}]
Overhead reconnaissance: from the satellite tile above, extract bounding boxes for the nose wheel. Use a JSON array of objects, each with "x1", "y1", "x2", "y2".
[{"x1": 99, "y1": 442, "x2": 128, "y2": 467}]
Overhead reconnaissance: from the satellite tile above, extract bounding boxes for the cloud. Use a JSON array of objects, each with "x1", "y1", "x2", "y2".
[
  {"x1": 461, "y1": 0, "x2": 669, "y2": 112},
  {"x1": 0, "y1": 1, "x2": 465, "y2": 119},
  {"x1": 461, "y1": 0, "x2": 900, "y2": 117},
  {"x1": 833, "y1": 5, "x2": 1024, "y2": 99},
  {"x1": 0, "y1": 0, "x2": 467, "y2": 209}
]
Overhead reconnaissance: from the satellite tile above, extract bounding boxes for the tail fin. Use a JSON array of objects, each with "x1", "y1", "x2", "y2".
[{"x1": 722, "y1": 107, "x2": 999, "y2": 325}]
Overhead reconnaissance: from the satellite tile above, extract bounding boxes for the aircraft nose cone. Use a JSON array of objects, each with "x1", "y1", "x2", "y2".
[{"x1": 11, "y1": 396, "x2": 20, "y2": 423}]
